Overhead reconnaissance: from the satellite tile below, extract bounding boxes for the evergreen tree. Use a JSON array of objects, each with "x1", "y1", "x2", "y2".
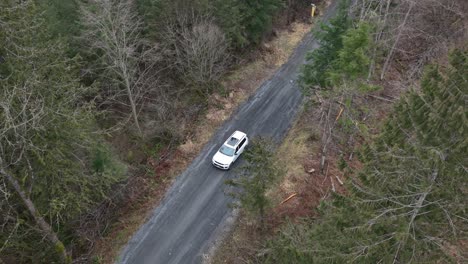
[
  {"x1": 241, "y1": 0, "x2": 284, "y2": 46},
  {"x1": 211, "y1": 0, "x2": 245, "y2": 47},
  {"x1": 327, "y1": 22, "x2": 373, "y2": 86},
  {"x1": 0, "y1": 1, "x2": 125, "y2": 262},
  {"x1": 225, "y1": 137, "x2": 283, "y2": 227},
  {"x1": 37, "y1": 0, "x2": 81, "y2": 55},
  {"x1": 263, "y1": 49, "x2": 467, "y2": 263},
  {"x1": 137, "y1": 0, "x2": 284, "y2": 50},
  {"x1": 212, "y1": 0, "x2": 284, "y2": 48},
  {"x1": 300, "y1": 0, "x2": 351, "y2": 90}
]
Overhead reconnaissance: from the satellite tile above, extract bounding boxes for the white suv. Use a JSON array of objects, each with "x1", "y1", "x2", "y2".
[{"x1": 212, "y1": 131, "x2": 249, "y2": 170}]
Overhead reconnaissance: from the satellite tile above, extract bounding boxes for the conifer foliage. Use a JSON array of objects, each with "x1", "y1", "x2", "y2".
[
  {"x1": 212, "y1": 0, "x2": 284, "y2": 48},
  {"x1": 137, "y1": 0, "x2": 284, "y2": 49},
  {"x1": 301, "y1": 0, "x2": 351, "y2": 89},
  {"x1": 0, "y1": 2, "x2": 125, "y2": 262},
  {"x1": 263, "y1": 50, "x2": 468, "y2": 263},
  {"x1": 225, "y1": 138, "x2": 283, "y2": 227}
]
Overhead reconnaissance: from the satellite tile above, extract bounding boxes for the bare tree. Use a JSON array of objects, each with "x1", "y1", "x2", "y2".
[
  {"x1": 380, "y1": 0, "x2": 414, "y2": 80},
  {"x1": 80, "y1": 0, "x2": 161, "y2": 135},
  {"x1": 356, "y1": 0, "x2": 467, "y2": 81},
  {"x1": 0, "y1": 63, "x2": 70, "y2": 264},
  {"x1": 162, "y1": 11, "x2": 230, "y2": 93}
]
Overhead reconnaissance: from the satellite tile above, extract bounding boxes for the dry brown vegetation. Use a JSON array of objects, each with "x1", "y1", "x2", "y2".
[
  {"x1": 91, "y1": 21, "x2": 311, "y2": 264},
  {"x1": 79, "y1": 1, "x2": 468, "y2": 262},
  {"x1": 210, "y1": 0, "x2": 468, "y2": 263},
  {"x1": 208, "y1": 104, "x2": 355, "y2": 264}
]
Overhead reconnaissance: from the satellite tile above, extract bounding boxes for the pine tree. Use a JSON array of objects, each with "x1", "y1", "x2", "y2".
[
  {"x1": 263, "y1": 49, "x2": 467, "y2": 263},
  {"x1": 327, "y1": 22, "x2": 373, "y2": 85},
  {"x1": 37, "y1": 0, "x2": 81, "y2": 55},
  {"x1": 300, "y1": 0, "x2": 351, "y2": 90},
  {"x1": 212, "y1": 0, "x2": 246, "y2": 47},
  {"x1": 0, "y1": 1, "x2": 125, "y2": 262},
  {"x1": 213, "y1": 0, "x2": 283, "y2": 48},
  {"x1": 225, "y1": 137, "x2": 283, "y2": 228},
  {"x1": 242, "y1": 0, "x2": 284, "y2": 46}
]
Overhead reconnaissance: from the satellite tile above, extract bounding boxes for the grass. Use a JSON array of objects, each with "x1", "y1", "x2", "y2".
[
  {"x1": 208, "y1": 96, "x2": 353, "y2": 263},
  {"x1": 271, "y1": 118, "x2": 319, "y2": 199},
  {"x1": 207, "y1": 109, "x2": 322, "y2": 264}
]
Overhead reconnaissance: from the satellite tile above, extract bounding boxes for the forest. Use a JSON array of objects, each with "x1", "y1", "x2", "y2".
[
  {"x1": 213, "y1": 0, "x2": 467, "y2": 263},
  {"x1": 0, "y1": 0, "x2": 466, "y2": 263},
  {"x1": 0, "y1": 0, "x2": 309, "y2": 262}
]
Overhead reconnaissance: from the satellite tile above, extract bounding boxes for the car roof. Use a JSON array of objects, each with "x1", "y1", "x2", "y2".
[{"x1": 225, "y1": 130, "x2": 246, "y2": 147}]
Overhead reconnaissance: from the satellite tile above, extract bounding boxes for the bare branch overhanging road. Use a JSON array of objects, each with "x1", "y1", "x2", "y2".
[{"x1": 118, "y1": 2, "x2": 338, "y2": 263}]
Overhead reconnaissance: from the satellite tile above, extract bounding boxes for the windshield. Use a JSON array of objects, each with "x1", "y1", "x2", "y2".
[{"x1": 219, "y1": 145, "x2": 235, "y2": 156}]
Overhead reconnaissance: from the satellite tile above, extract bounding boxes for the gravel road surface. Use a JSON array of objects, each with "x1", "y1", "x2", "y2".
[{"x1": 118, "y1": 2, "x2": 338, "y2": 263}]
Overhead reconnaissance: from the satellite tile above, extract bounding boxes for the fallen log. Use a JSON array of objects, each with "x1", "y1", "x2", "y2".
[{"x1": 280, "y1": 193, "x2": 298, "y2": 205}]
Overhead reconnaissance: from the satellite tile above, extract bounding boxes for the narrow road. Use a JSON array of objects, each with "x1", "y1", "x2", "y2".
[{"x1": 118, "y1": 2, "x2": 338, "y2": 263}]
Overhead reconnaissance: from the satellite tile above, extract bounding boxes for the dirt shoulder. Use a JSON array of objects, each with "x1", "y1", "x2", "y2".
[
  {"x1": 92, "y1": 21, "x2": 313, "y2": 264},
  {"x1": 208, "y1": 106, "x2": 347, "y2": 264}
]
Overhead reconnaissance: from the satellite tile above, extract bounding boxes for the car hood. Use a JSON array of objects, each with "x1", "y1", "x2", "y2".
[{"x1": 212, "y1": 151, "x2": 234, "y2": 165}]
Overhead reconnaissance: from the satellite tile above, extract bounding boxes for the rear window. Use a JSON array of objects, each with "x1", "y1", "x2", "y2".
[
  {"x1": 226, "y1": 137, "x2": 240, "y2": 147},
  {"x1": 219, "y1": 145, "x2": 235, "y2": 156}
]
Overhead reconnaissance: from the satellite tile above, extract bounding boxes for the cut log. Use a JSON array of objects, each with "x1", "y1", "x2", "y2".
[
  {"x1": 335, "y1": 107, "x2": 344, "y2": 121},
  {"x1": 335, "y1": 175, "x2": 344, "y2": 185},
  {"x1": 368, "y1": 94, "x2": 395, "y2": 103},
  {"x1": 280, "y1": 193, "x2": 298, "y2": 205}
]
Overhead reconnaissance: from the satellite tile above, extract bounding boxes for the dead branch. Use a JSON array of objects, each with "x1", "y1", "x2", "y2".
[
  {"x1": 162, "y1": 11, "x2": 229, "y2": 92},
  {"x1": 80, "y1": 0, "x2": 163, "y2": 135},
  {"x1": 280, "y1": 193, "x2": 298, "y2": 204},
  {"x1": 368, "y1": 94, "x2": 395, "y2": 103}
]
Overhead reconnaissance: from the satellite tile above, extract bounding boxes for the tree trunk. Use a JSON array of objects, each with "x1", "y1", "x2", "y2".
[
  {"x1": 0, "y1": 168, "x2": 70, "y2": 263},
  {"x1": 380, "y1": 2, "x2": 414, "y2": 80},
  {"x1": 123, "y1": 67, "x2": 142, "y2": 135},
  {"x1": 368, "y1": 0, "x2": 392, "y2": 80},
  {"x1": 125, "y1": 79, "x2": 142, "y2": 135}
]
